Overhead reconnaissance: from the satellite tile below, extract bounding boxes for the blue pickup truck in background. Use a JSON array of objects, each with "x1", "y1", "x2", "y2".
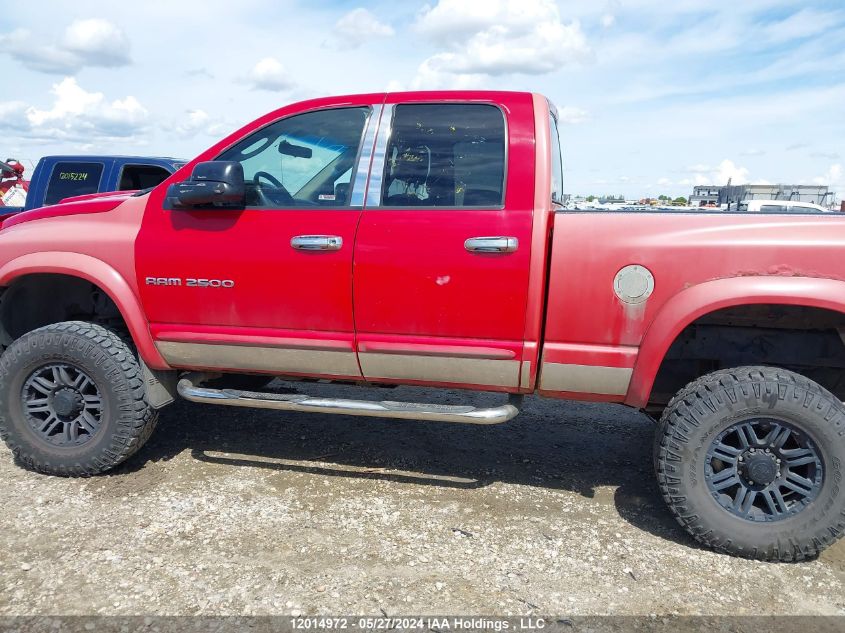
[{"x1": 0, "y1": 155, "x2": 185, "y2": 216}]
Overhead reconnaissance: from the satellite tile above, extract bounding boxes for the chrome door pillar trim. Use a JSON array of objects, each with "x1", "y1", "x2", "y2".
[
  {"x1": 349, "y1": 104, "x2": 383, "y2": 208},
  {"x1": 364, "y1": 104, "x2": 395, "y2": 208}
]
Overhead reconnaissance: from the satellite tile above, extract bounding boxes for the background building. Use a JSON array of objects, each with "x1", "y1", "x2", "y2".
[
  {"x1": 690, "y1": 184, "x2": 833, "y2": 208},
  {"x1": 689, "y1": 186, "x2": 721, "y2": 206}
]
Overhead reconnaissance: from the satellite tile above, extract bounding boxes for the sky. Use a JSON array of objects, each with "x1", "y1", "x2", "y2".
[{"x1": 1, "y1": 0, "x2": 843, "y2": 200}]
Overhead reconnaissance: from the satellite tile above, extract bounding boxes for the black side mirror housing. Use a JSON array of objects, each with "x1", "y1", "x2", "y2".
[{"x1": 165, "y1": 161, "x2": 245, "y2": 209}]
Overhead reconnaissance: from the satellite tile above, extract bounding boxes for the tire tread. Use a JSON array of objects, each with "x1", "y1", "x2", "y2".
[
  {"x1": 655, "y1": 365, "x2": 845, "y2": 562},
  {"x1": 0, "y1": 321, "x2": 158, "y2": 476}
]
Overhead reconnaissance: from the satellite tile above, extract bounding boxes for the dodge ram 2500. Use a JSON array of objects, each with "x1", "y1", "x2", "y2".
[{"x1": 0, "y1": 91, "x2": 843, "y2": 561}]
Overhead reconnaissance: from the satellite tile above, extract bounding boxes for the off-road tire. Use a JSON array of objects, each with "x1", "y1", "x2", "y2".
[
  {"x1": 0, "y1": 321, "x2": 158, "y2": 476},
  {"x1": 655, "y1": 366, "x2": 845, "y2": 561}
]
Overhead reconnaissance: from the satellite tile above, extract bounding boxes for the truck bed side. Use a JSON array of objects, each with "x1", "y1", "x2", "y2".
[{"x1": 539, "y1": 211, "x2": 845, "y2": 407}]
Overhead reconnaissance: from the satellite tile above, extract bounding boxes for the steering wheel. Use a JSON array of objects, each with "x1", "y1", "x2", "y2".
[{"x1": 253, "y1": 171, "x2": 295, "y2": 206}]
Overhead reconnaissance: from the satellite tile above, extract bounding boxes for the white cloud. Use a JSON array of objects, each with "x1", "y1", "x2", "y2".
[
  {"x1": 411, "y1": 0, "x2": 591, "y2": 88},
  {"x1": 657, "y1": 177, "x2": 672, "y2": 187},
  {"x1": 334, "y1": 8, "x2": 394, "y2": 48},
  {"x1": 175, "y1": 110, "x2": 210, "y2": 136},
  {"x1": 761, "y1": 8, "x2": 839, "y2": 44},
  {"x1": 185, "y1": 67, "x2": 214, "y2": 79},
  {"x1": 810, "y1": 151, "x2": 840, "y2": 160},
  {"x1": 171, "y1": 109, "x2": 230, "y2": 139},
  {"x1": 0, "y1": 29, "x2": 77, "y2": 74},
  {"x1": 385, "y1": 79, "x2": 404, "y2": 92},
  {"x1": 247, "y1": 57, "x2": 295, "y2": 91},
  {"x1": 600, "y1": 13, "x2": 616, "y2": 28},
  {"x1": 813, "y1": 164, "x2": 844, "y2": 199},
  {"x1": 62, "y1": 19, "x2": 131, "y2": 66},
  {"x1": 13, "y1": 77, "x2": 148, "y2": 142},
  {"x1": 713, "y1": 160, "x2": 751, "y2": 185},
  {"x1": 414, "y1": 0, "x2": 500, "y2": 43},
  {"x1": 683, "y1": 160, "x2": 752, "y2": 186},
  {"x1": 410, "y1": 63, "x2": 486, "y2": 91},
  {"x1": 0, "y1": 19, "x2": 130, "y2": 74},
  {"x1": 0, "y1": 101, "x2": 28, "y2": 132},
  {"x1": 556, "y1": 106, "x2": 590, "y2": 124}
]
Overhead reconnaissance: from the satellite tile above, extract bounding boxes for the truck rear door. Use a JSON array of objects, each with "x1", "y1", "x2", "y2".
[{"x1": 353, "y1": 94, "x2": 537, "y2": 390}]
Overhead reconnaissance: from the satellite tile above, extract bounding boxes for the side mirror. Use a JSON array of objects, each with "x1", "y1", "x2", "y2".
[{"x1": 165, "y1": 161, "x2": 245, "y2": 209}]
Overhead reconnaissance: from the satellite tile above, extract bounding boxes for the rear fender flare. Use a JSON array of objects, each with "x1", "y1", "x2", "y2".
[
  {"x1": 0, "y1": 251, "x2": 168, "y2": 369},
  {"x1": 626, "y1": 275, "x2": 845, "y2": 408}
]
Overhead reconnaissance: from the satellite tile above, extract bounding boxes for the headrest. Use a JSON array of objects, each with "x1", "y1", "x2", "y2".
[{"x1": 334, "y1": 182, "x2": 350, "y2": 204}]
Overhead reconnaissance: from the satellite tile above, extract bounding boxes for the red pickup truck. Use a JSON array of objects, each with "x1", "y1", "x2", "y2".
[{"x1": 0, "y1": 91, "x2": 843, "y2": 561}]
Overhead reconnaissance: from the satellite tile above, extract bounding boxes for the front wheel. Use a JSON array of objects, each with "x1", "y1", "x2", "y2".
[
  {"x1": 0, "y1": 322, "x2": 158, "y2": 476},
  {"x1": 655, "y1": 366, "x2": 845, "y2": 561}
]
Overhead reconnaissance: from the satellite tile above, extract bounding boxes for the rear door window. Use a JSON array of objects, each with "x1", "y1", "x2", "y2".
[
  {"x1": 380, "y1": 103, "x2": 505, "y2": 207},
  {"x1": 45, "y1": 162, "x2": 104, "y2": 205},
  {"x1": 118, "y1": 165, "x2": 172, "y2": 190}
]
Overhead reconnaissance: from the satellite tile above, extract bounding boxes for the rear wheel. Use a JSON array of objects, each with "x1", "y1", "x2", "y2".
[
  {"x1": 0, "y1": 321, "x2": 158, "y2": 476},
  {"x1": 655, "y1": 366, "x2": 845, "y2": 561}
]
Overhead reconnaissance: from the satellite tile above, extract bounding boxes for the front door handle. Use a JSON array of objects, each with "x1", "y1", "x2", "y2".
[
  {"x1": 291, "y1": 235, "x2": 343, "y2": 251},
  {"x1": 464, "y1": 236, "x2": 519, "y2": 253}
]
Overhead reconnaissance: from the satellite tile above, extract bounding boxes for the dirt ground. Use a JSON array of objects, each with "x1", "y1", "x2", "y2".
[{"x1": 1, "y1": 380, "x2": 843, "y2": 617}]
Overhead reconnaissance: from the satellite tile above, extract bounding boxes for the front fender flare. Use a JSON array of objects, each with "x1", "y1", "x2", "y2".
[
  {"x1": 626, "y1": 275, "x2": 845, "y2": 408},
  {"x1": 0, "y1": 251, "x2": 168, "y2": 369}
]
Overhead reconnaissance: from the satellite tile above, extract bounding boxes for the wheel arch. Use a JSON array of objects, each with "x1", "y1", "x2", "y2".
[
  {"x1": 0, "y1": 252, "x2": 167, "y2": 369},
  {"x1": 627, "y1": 275, "x2": 845, "y2": 408}
]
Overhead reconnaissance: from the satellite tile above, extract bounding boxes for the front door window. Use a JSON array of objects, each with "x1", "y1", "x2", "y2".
[{"x1": 218, "y1": 107, "x2": 370, "y2": 208}]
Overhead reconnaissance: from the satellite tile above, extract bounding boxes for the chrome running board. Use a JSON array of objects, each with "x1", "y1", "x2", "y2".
[{"x1": 177, "y1": 373, "x2": 521, "y2": 425}]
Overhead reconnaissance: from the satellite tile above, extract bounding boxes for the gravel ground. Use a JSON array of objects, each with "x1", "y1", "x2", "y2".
[{"x1": 1, "y1": 380, "x2": 844, "y2": 617}]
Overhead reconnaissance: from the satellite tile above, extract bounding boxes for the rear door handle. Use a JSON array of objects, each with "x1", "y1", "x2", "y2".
[
  {"x1": 291, "y1": 235, "x2": 343, "y2": 251},
  {"x1": 464, "y1": 236, "x2": 519, "y2": 253}
]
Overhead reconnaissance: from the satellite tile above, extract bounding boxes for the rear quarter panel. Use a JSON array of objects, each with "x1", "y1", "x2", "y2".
[{"x1": 541, "y1": 211, "x2": 845, "y2": 406}]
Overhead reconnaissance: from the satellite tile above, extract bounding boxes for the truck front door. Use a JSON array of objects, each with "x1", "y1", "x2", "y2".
[
  {"x1": 353, "y1": 96, "x2": 537, "y2": 390},
  {"x1": 136, "y1": 103, "x2": 378, "y2": 379}
]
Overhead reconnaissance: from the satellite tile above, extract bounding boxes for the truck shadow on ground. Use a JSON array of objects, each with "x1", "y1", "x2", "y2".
[{"x1": 116, "y1": 382, "x2": 702, "y2": 551}]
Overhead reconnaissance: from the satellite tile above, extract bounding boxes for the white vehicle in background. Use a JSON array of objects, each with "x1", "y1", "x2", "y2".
[{"x1": 742, "y1": 199, "x2": 831, "y2": 213}]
